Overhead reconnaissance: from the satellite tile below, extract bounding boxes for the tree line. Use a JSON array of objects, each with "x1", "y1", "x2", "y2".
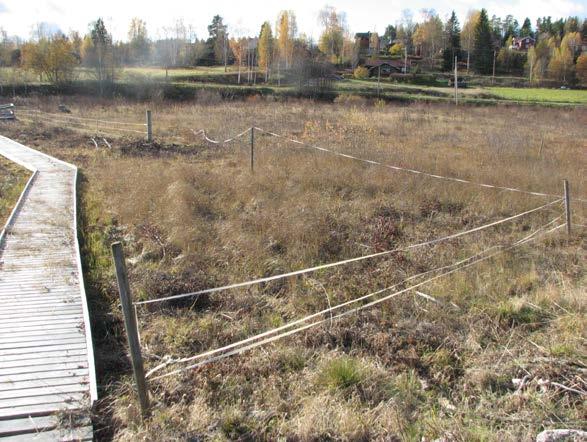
[{"x1": 0, "y1": 8, "x2": 586, "y2": 89}]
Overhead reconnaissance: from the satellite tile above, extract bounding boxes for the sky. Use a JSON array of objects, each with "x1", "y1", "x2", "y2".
[{"x1": 0, "y1": 0, "x2": 585, "y2": 42}]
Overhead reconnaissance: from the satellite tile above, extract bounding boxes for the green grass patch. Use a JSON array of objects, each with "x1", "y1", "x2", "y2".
[
  {"x1": 487, "y1": 87, "x2": 587, "y2": 104},
  {"x1": 319, "y1": 356, "x2": 366, "y2": 391}
]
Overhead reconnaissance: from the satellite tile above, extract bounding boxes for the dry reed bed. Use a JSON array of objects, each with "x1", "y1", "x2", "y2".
[{"x1": 1, "y1": 97, "x2": 586, "y2": 440}]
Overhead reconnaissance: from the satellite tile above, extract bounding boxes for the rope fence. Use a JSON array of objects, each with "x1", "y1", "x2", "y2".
[
  {"x1": 19, "y1": 108, "x2": 147, "y2": 127},
  {"x1": 253, "y1": 127, "x2": 587, "y2": 203},
  {"x1": 146, "y1": 216, "x2": 564, "y2": 380},
  {"x1": 12, "y1": 105, "x2": 587, "y2": 204},
  {"x1": 84, "y1": 112, "x2": 582, "y2": 415},
  {"x1": 134, "y1": 199, "x2": 563, "y2": 306},
  {"x1": 18, "y1": 109, "x2": 148, "y2": 135}
]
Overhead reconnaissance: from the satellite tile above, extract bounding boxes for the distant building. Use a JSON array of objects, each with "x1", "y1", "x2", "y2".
[
  {"x1": 355, "y1": 32, "x2": 380, "y2": 56},
  {"x1": 511, "y1": 36, "x2": 535, "y2": 51},
  {"x1": 363, "y1": 59, "x2": 407, "y2": 75}
]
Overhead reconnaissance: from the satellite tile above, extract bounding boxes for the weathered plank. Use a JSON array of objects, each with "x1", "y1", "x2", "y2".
[
  {"x1": 0, "y1": 426, "x2": 93, "y2": 442},
  {"x1": 0, "y1": 369, "x2": 89, "y2": 384},
  {"x1": 0, "y1": 376, "x2": 89, "y2": 393}
]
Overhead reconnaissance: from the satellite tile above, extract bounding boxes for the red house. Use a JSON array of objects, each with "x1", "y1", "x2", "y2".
[{"x1": 511, "y1": 36, "x2": 535, "y2": 51}]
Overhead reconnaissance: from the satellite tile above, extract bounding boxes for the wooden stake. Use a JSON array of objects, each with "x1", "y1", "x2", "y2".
[
  {"x1": 111, "y1": 242, "x2": 150, "y2": 418},
  {"x1": 250, "y1": 126, "x2": 255, "y2": 173},
  {"x1": 146, "y1": 110, "x2": 152, "y2": 143},
  {"x1": 377, "y1": 65, "x2": 381, "y2": 98},
  {"x1": 492, "y1": 50, "x2": 496, "y2": 84},
  {"x1": 454, "y1": 56, "x2": 458, "y2": 106},
  {"x1": 563, "y1": 179, "x2": 571, "y2": 235}
]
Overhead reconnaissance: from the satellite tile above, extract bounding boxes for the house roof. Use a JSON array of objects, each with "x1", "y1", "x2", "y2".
[{"x1": 364, "y1": 59, "x2": 405, "y2": 68}]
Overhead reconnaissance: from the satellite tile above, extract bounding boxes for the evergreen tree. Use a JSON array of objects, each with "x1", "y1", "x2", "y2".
[
  {"x1": 206, "y1": 15, "x2": 227, "y2": 65},
  {"x1": 87, "y1": 18, "x2": 114, "y2": 95},
  {"x1": 473, "y1": 9, "x2": 493, "y2": 74},
  {"x1": 442, "y1": 11, "x2": 461, "y2": 71},
  {"x1": 520, "y1": 18, "x2": 533, "y2": 38},
  {"x1": 383, "y1": 25, "x2": 396, "y2": 47},
  {"x1": 502, "y1": 15, "x2": 519, "y2": 44}
]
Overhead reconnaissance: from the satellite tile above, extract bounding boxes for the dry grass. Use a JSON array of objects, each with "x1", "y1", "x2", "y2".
[
  {"x1": 1, "y1": 96, "x2": 586, "y2": 441},
  {"x1": 0, "y1": 155, "x2": 30, "y2": 226}
]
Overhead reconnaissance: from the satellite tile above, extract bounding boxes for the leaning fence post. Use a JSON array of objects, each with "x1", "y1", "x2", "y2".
[
  {"x1": 111, "y1": 242, "x2": 150, "y2": 418},
  {"x1": 146, "y1": 110, "x2": 153, "y2": 143},
  {"x1": 250, "y1": 126, "x2": 255, "y2": 173},
  {"x1": 563, "y1": 179, "x2": 571, "y2": 235}
]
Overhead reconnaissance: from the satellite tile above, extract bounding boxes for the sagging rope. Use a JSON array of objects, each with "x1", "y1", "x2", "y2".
[
  {"x1": 18, "y1": 111, "x2": 147, "y2": 135},
  {"x1": 191, "y1": 128, "x2": 251, "y2": 144},
  {"x1": 254, "y1": 127, "x2": 584, "y2": 201},
  {"x1": 18, "y1": 108, "x2": 147, "y2": 127},
  {"x1": 134, "y1": 199, "x2": 562, "y2": 306},
  {"x1": 147, "y1": 217, "x2": 564, "y2": 380}
]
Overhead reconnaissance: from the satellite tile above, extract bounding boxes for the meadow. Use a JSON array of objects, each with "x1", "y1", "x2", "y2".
[{"x1": 0, "y1": 96, "x2": 586, "y2": 440}]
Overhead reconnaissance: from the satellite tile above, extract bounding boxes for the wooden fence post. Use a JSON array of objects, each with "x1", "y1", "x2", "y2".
[
  {"x1": 454, "y1": 56, "x2": 458, "y2": 106},
  {"x1": 111, "y1": 242, "x2": 150, "y2": 418},
  {"x1": 563, "y1": 179, "x2": 571, "y2": 235},
  {"x1": 146, "y1": 110, "x2": 153, "y2": 143},
  {"x1": 250, "y1": 126, "x2": 255, "y2": 173}
]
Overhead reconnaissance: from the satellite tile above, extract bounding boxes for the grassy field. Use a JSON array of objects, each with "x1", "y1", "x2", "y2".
[
  {"x1": 488, "y1": 87, "x2": 587, "y2": 104},
  {"x1": 0, "y1": 155, "x2": 30, "y2": 226},
  {"x1": 1, "y1": 97, "x2": 586, "y2": 440},
  {"x1": 3, "y1": 66, "x2": 586, "y2": 106}
]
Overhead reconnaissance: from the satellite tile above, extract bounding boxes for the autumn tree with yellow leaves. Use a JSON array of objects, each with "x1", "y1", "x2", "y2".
[{"x1": 22, "y1": 35, "x2": 78, "y2": 85}]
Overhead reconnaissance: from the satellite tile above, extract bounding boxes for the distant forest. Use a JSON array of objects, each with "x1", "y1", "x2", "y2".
[{"x1": 1, "y1": 8, "x2": 586, "y2": 86}]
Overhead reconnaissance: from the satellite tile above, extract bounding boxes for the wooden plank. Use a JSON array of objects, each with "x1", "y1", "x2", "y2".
[
  {"x1": 0, "y1": 425, "x2": 93, "y2": 441},
  {"x1": 0, "y1": 359, "x2": 88, "y2": 374},
  {"x1": 0, "y1": 303, "x2": 82, "y2": 314},
  {"x1": 0, "y1": 343, "x2": 87, "y2": 356},
  {"x1": 0, "y1": 315, "x2": 84, "y2": 327},
  {"x1": 0, "y1": 308, "x2": 84, "y2": 320},
  {"x1": 0, "y1": 329, "x2": 85, "y2": 340},
  {"x1": 0, "y1": 376, "x2": 89, "y2": 392},
  {"x1": 0, "y1": 369, "x2": 89, "y2": 384},
  {"x1": 0, "y1": 392, "x2": 87, "y2": 409},
  {"x1": 0, "y1": 353, "x2": 87, "y2": 368},
  {"x1": 0, "y1": 402, "x2": 81, "y2": 420},
  {"x1": 0, "y1": 320, "x2": 84, "y2": 333},
  {"x1": 0, "y1": 415, "x2": 60, "y2": 436},
  {"x1": 0, "y1": 336, "x2": 86, "y2": 350},
  {"x1": 0, "y1": 384, "x2": 89, "y2": 400}
]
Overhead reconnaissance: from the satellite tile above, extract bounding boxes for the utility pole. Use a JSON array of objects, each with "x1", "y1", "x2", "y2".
[
  {"x1": 454, "y1": 56, "x2": 458, "y2": 105},
  {"x1": 404, "y1": 47, "x2": 408, "y2": 74},
  {"x1": 492, "y1": 50, "x2": 496, "y2": 84},
  {"x1": 223, "y1": 32, "x2": 228, "y2": 73},
  {"x1": 377, "y1": 65, "x2": 381, "y2": 98}
]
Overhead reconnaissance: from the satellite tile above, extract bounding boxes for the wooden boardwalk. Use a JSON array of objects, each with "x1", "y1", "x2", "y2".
[{"x1": 0, "y1": 136, "x2": 96, "y2": 440}]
